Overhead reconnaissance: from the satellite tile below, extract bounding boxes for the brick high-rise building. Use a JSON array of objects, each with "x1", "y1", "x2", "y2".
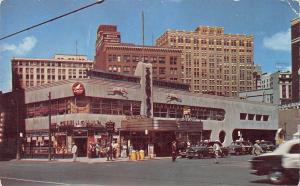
[
  {"x1": 291, "y1": 18, "x2": 300, "y2": 102},
  {"x1": 95, "y1": 25, "x2": 182, "y2": 82},
  {"x1": 12, "y1": 54, "x2": 93, "y2": 89},
  {"x1": 156, "y1": 26, "x2": 254, "y2": 97}
]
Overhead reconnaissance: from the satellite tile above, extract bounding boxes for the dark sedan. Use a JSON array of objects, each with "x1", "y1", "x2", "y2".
[
  {"x1": 186, "y1": 141, "x2": 229, "y2": 159},
  {"x1": 228, "y1": 141, "x2": 253, "y2": 155},
  {"x1": 206, "y1": 141, "x2": 229, "y2": 157},
  {"x1": 186, "y1": 145, "x2": 208, "y2": 159},
  {"x1": 259, "y1": 141, "x2": 276, "y2": 152}
]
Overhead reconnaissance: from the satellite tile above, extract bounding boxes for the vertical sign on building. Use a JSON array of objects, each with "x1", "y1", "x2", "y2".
[
  {"x1": 145, "y1": 67, "x2": 152, "y2": 117},
  {"x1": 0, "y1": 112, "x2": 4, "y2": 143}
]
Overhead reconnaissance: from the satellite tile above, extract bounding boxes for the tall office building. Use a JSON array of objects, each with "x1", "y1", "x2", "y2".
[
  {"x1": 95, "y1": 25, "x2": 182, "y2": 82},
  {"x1": 12, "y1": 54, "x2": 93, "y2": 89},
  {"x1": 156, "y1": 26, "x2": 254, "y2": 97},
  {"x1": 291, "y1": 18, "x2": 300, "y2": 102}
]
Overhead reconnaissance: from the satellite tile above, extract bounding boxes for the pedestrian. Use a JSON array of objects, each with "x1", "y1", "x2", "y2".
[
  {"x1": 95, "y1": 143, "x2": 100, "y2": 158},
  {"x1": 88, "y1": 142, "x2": 93, "y2": 158},
  {"x1": 252, "y1": 140, "x2": 263, "y2": 156},
  {"x1": 213, "y1": 141, "x2": 221, "y2": 164},
  {"x1": 71, "y1": 143, "x2": 78, "y2": 162},
  {"x1": 106, "y1": 144, "x2": 112, "y2": 161},
  {"x1": 171, "y1": 141, "x2": 177, "y2": 162}
]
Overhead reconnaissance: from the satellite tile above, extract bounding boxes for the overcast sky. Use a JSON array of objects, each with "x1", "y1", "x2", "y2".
[{"x1": 0, "y1": 0, "x2": 298, "y2": 92}]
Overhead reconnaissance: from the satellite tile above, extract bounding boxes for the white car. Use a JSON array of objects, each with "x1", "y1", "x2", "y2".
[{"x1": 249, "y1": 139, "x2": 300, "y2": 184}]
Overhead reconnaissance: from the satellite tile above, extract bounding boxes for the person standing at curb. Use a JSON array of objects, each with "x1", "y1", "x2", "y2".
[
  {"x1": 72, "y1": 143, "x2": 78, "y2": 162},
  {"x1": 252, "y1": 140, "x2": 263, "y2": 156},
  {"x1": 171, "y1": 141, "x2": 177, "y2": 162}
]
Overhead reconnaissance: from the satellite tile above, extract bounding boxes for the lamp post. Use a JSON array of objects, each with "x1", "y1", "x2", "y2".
[
  {"x1": 48, "y1": 92, "x2": 52, "y2": 161},
  {"x1": 12, "y1": 90, "x2": 21, "y2": 160}
]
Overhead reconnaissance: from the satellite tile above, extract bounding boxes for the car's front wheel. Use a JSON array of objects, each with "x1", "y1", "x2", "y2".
[{"x1": 268, "y1": 169, "x2": 286, "y2": 185}]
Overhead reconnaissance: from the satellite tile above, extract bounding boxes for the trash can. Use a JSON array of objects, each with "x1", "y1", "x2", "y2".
[
  {"x1": 130, "y1": 150, "x2": 136, "y2": 160},
  {"x1": 136, "y1": 150, "x2": 140, "y2": 160},
  {"x1": 139, "y1": 150, "x2": 144, "y2": 160}
]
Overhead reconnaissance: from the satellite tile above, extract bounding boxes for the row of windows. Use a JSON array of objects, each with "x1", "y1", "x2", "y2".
[
  {"x1": 169, "y1": 37, "x2": 252, "y2": 47},
  {"x1": 107, "y1": 55, "x2": 178, "y2": 65},
  {"x1": 16, "y1": 68, "x2": 89, "y2": 74},
  {"x1": 153, "y1": 103, "x2": 225, "y2": 121},
  {"x1": 26, "y1": 97, "x2": 141, "y2": 118},
  {"x1": 240, "y1": 113, "x2": 269, "y2": 121},
  {"x1": 14, "y1": 61, "x2": 92, "y2": 68},
  {"x1": 25, "y1": 97, "x2": 226, "y2": 121},
  {"x1": 19, "y1": 74, "x2": 87, "y2": 80}
]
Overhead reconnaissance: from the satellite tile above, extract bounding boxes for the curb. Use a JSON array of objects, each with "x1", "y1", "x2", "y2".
[{"x1": 11, "y1": 157, "x2": 170, "y2": 164}]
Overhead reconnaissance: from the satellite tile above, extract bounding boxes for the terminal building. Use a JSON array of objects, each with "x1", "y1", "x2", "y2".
[{"x1": 23, "y1": 62, "x2": 278, "y2": 157}]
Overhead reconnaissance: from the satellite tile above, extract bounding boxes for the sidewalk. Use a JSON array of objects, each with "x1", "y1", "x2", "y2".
[{"x1": 16, "y1": 156, "x2": 169, "y2": 163}]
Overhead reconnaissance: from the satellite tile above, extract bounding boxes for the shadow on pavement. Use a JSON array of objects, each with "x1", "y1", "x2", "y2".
[{"x1": 250, "y1": 179, "x2": 298, "y2": 186}]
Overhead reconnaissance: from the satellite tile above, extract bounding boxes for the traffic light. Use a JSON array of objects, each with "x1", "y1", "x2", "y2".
[
  {"x1": 105, "y1": 121, "x2": 115, "y2": 133},
  {"x1": 0, "y1": 112, "x2": 4, "y2": 144}
]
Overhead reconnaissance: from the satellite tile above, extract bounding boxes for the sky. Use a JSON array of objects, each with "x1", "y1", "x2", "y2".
[{"x1": 0, "y1": 0, "x2": 299, "y2": 92}]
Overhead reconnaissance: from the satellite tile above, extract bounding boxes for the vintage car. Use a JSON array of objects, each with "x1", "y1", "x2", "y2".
[
  {"x1": 259, "y1": 140, "x2": 276, "y2": 152},
  {"x1": 178, "y1": 149, "x2": 187, "y2": 158},
  {"x1": 249, "y1": 139, "x2": 299, "y2": 184},
  {"x1": 228, "y1": 141, "x2": 253, "y2": 155},
  {"x1": 186, "y1": 141, "x2": 229, "y2": 159},
  {"x1": 186, "y1": 144, "x2": 208, "y2": 159},
  {"x1": 177, "y1": 141, "x2": 188, "y2": 158},
  {"x1": 206, "y1": 141, "x2": 229, "y2": 157}
]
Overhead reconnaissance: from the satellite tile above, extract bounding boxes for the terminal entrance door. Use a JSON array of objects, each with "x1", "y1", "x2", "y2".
[
  {"x1": 73, "y1": 129, "x2": 88, "y2": 157},
  {"x1": 73, "y1": 138, "x2": 87, "y2": 157}
]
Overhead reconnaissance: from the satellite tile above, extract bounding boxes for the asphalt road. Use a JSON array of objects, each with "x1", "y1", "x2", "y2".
[{"x1": 0, "y1": 155, "x2": 298, "y2": 186}]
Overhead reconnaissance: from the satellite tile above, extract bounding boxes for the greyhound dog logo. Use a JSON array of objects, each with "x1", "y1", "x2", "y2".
[
  {"x1": 166, "y1": 93, "x2": 182, "y2": 103},
  {"x1": 108, "y1": 87, "x2": 128, "y2": 98}
]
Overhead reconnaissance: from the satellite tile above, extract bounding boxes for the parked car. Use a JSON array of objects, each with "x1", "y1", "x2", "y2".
[
  {"x1": 186, "y1": 141, "x2": 229, "y2": 159},
  {"x1": 259, "y1": 140, "x2": 276, "y2": 152},
  {"x1": 249, "y1": 139, "x2": 299, "y2": 184},
  {"x1": 228, "y1": 141, "x2": 253, "y2": 155},
  {"x1": 186, "y1": 144, "x2": 208, "y2": 159},
  {"x1": 178, "y1": 149, "x2": 187, "y2": 158},
  {"x1": 177, "y1": 141, "x2": 188, "y2": 158}
]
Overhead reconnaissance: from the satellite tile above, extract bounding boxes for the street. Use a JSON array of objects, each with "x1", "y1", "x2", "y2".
[{"x1": 0, "y1": 155, "x2": 297, "y2": 186}]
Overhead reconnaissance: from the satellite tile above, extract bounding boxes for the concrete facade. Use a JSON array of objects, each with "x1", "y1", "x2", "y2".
[{"x1": 24, "y1": 65, "x2": 278, "y2": 147}]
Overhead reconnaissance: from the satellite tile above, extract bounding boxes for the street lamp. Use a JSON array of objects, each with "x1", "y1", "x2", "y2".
[
  {"x1": 11, "y1": 91, "x2": 21, "y2": 160},
  {"x1": 48, "y1": 92, "x2": 52, "y2": 161}
]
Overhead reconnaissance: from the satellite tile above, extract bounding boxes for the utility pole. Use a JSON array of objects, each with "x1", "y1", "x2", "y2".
[
  {"x1": 48, "y1": 92, "x2": 52, "y2": 161},
  {"x1": 16, "y1": 90, "x2": 20, "y2": 160}
]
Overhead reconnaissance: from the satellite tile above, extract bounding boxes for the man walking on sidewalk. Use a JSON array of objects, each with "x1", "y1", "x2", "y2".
[
  {"x1": 213, "y1": 141, "x2": 221, "y2": 164},
  {"x1": 171, "y1": 141, "x2": 177, "y2": 162},
  {"x1": 72, "y1": 143, "x2": 78, "y2": 162}
]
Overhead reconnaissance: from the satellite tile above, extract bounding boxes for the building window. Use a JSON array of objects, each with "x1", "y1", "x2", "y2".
[
  {"x1": 170, "y1": 56, "x2": 177, "y2": 65},
  {"x1": 256, "y1": 114, "x2": 262, "y2": 121},
  {"x1": 248, "y1": 114, "x2": 255, "y2": 120},
  {"x1": 159, "y1": 67, "x2": 166, "y2": 75},
  {"x1": 158, "y1": 57, "x2": 165, "y2": 64},
  {"x1": 262, "y1": 115, "x2": 269, "y2": 121}
]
